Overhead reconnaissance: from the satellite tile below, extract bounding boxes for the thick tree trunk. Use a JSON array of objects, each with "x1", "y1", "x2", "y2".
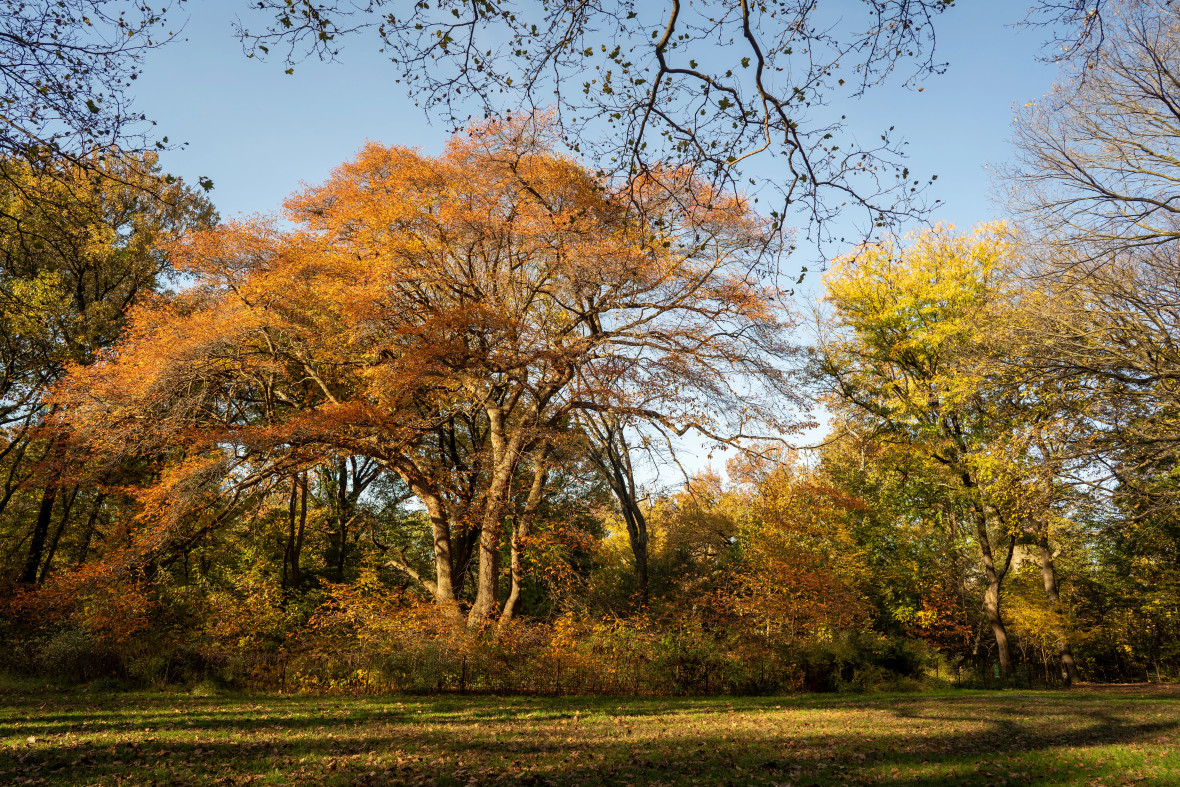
[
  {"x1": 422, "y1": 494, "x2": 457, "y2": 606},
  {"x1": 469, "y1": 465, "x2": 511, "y2": 625},
  {"x1": 1038, "y1": 537, "x2": 1081, "y2": 685},
  {"x1": 469, "y1": 405, "x2": 525, "y2": 626},
  {"x1": 981, "y1": 575, "x2": 1011, "y2": 676},
  {"x1": 389, "y1": 459, "x2": 458, "y2": 615}
]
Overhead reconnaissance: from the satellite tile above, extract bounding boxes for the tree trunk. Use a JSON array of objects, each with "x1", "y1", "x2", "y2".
[
  {"x1": 292, "y1": 473, "x2": 308, "y2": 588},
  {"x1": 19, "y1": 483, "x2": 58, "y2": 584},
  {"x1": 386, "y1": 461, "x2": 457, "y2": 614},
  {"x1": 499, "y1": 446, "x2": 550, "y2": 627},
  {"x1": 0, "y1": 437, "x2": 28, "y2": 522},
  {"x1": 469, "y1": 464, "x2": 511, "y2": 625},
  {"x1": 452, "y1": 524, "x2": 479, "y2": 599},
  {"x1": 621, "y1": 503, "x2": 650, "y2": 606},
  {"x1": 973, "y1": 504, "x2": 1013, "y2": 675},
  {"x1": 981, "y1": 575, "x2": 1011, "y2": 676},
  {"x1": 422, "y1": 493, "x2": 457, "y2": 606},
  {"x1": 73, "y1": 491, "x2": 105, "y2": 567},
  {"x1": 335, "y1": 459, "x2": 350, "y2": 578},
  {"x1": 469, "y1": 405, "x2": 525, "y2": 626},
  {"x1": 38, "y1": 486, "x2": 78, "y2": 583},
  {"x1": 1038, "y1": 536, "x2": 1081, "y2": 685},
  {"x1": 282, "y1": 476, "x2": 298, "y2": 589},
  {"x1": 585, "y1": 415, "x2": 649, "y2": 605}
]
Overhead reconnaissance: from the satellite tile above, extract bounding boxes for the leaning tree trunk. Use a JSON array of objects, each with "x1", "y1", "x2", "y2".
[
  {"x1": 385, "y1": 454, "x2": 460, "y2": 615},
  {"x1": 972, "y1": 502, "x2": 1013, "y2": 676},
  {"x1": 500, "y1": 445, "x2": 550, "y2": 627},
  {"x1": 19, "y1": 482, "x2": 59, "y2": 584},
  {"x1": 619, "y1": 494, "x2": 650, "y2": 606},
  {"x1": 1038, "y1": 535, "x2": 1081, "y2": 685}
]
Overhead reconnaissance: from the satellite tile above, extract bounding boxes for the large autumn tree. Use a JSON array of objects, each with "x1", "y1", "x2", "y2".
[{"x1": 55, "y1": 118, "x2": 805, "y2": 627}]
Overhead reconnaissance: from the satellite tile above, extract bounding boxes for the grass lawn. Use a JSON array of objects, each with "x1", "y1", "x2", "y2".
[{"x1": 1, "y1": 684, "x2": 1178, "y2": 785}]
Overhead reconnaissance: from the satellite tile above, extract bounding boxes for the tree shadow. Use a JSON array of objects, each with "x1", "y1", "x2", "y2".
[{"x1": 0, "y1": 688, "x2": 1176, "y2": 785}]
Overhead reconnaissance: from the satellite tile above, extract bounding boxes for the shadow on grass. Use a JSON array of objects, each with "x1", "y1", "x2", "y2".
[{"x1": 0, "y1": 689, "x2": 1177, "y2": 785}]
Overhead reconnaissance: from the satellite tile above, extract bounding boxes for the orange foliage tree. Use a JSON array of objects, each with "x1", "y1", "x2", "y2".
[
  {"x1": 723, "y1": 454, "x2": 871, "y2": 640},
  {"x1": 54, "y1": 117, "x2": 803, "y2": 627}
]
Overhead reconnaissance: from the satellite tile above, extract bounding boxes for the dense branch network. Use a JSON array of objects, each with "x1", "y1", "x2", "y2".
[
  {"x1": 0, "y1": 0, "x2": 202, "y2": 181},
  {"x1": 235, "y1": 0, "x2": 953, "y2": 258}
]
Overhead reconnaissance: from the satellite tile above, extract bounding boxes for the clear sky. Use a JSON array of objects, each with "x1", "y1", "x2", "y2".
[{"x1": 138, "y1": 1, "x2": 1063, "y2": 232}]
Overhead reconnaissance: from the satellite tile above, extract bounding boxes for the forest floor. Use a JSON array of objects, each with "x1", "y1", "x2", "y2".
[{"x1": 1, "y1": 684, "x2": 1178, "y2": 785}]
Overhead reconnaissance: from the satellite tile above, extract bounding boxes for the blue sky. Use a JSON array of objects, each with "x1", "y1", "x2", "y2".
[{"x1": 139, "y1": 1, "x2": 1063, "y2": 236}]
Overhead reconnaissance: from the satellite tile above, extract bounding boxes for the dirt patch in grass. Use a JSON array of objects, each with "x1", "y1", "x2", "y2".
[{"x1": 1, "y1": 686, "x2": 1177, "y2": 785}]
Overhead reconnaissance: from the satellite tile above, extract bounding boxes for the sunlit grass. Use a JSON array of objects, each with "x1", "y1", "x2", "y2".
[{"x1": 1, "y1": 686, "x2": 1177, "y2": 784}]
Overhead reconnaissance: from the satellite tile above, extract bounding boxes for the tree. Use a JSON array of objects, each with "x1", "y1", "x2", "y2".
[
  {"x1": 1023, "y1": 0, "x2": 1110, "y2": 67},
  {"x1": 580, "y1": 412, "x2": 655, "y2": 606},
  {"x1": 0, "y1": 1, "x2": 210, "y2": 187},
  {"x1": 814, "y1": 223, "x2": 1082, "y2": 678},
  {"x1": 235, "y1": 0, "x2": 957, "y2": 255},
  {"x1": 1005, "y1": 1, "x2": 1180, "y2": 524},
  {"x1": 1008, "y1": 0, "x2": 1180, "y2": 263},
  {"x1": 0, "y1": 153, "x2": 214, "y2": 585},
  {"x1": 723, "y1": 453, "x2": 870, "y2": 641},
  {"x1": 816, "y1": 420, "x2": 979, "y2": 659},
  {"x1": 54, "y1": 118, "x2": 804, "y2": 627}
]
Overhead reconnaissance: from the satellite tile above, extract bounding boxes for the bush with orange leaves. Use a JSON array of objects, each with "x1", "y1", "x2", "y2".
[{"x1": 722, "y1": 459, "x2": 872, "y2": 642}]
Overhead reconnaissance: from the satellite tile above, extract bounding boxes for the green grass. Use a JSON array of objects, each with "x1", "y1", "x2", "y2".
[{"x1": 1, "y1": 685, "x2": 1178, "y2": 785}]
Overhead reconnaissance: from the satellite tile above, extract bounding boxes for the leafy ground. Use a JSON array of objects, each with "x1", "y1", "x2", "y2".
[{"x1": 1, "y1": 684, "x2": 1178, "y2": 785}]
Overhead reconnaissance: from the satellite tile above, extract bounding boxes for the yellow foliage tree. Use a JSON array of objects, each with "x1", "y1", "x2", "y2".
[{"x1": 816, "y1": 223, "x2": 1080, "y2": 679}]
